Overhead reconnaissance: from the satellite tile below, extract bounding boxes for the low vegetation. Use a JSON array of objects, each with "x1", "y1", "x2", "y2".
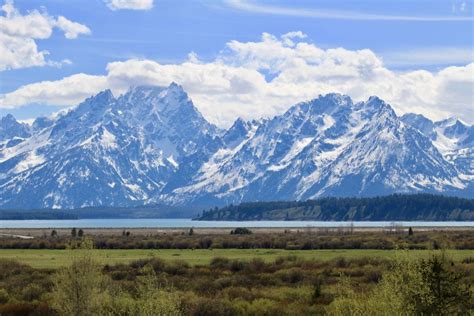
[
  {"x1": 0, "y1": 230, "x2": 472, "y2": 315},
  {"x1": 1, "y1": 229, "x2": 472, "y2": 251},
  {"x1": 0, "y1": 241, "x2": 472, "y2": 315}
]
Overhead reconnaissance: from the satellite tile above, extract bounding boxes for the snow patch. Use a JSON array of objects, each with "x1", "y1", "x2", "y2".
[
  {"x1": 101, "y1": 128, "x2": 118, "y2": 149},
  {"x1": 14, "y1": 151, "x2": 45, "y2": 173}
]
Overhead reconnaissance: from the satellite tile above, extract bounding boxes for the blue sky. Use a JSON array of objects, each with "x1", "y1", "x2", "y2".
[{"x1": 0, "y1": 0, "x2": 473, "y2": 125}]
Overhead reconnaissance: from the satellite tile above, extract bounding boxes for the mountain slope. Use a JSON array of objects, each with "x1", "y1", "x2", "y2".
[{"x1": 401, "y1": 114, "x2": 474, "y2": 178}]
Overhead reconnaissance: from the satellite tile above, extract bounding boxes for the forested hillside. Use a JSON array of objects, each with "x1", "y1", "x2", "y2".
[{"x1": 196, "y1": 194, "x2": 474, "y2": 221}]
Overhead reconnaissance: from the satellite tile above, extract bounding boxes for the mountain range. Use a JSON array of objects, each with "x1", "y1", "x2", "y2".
[{"x1": 0, "y1": 83, "x2": 472, "y2": 210}]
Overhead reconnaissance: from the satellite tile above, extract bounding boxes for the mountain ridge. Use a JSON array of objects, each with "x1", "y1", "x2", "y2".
[{"x1": 0, "y1": 84, "x2": 472, "y2": 210}]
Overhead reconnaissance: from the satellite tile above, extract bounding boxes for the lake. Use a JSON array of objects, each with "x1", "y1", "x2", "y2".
[{"x1": 1, "y1": 219, "x2": 473, "y2": 229}]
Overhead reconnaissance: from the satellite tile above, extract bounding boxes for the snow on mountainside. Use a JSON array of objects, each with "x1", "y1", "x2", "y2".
[
  {"x1": 0, "y1": 84, "x2": 472, "y2": 209},
  {"x1": 165, "y1": 94, "x2": 470, "y2": 206},
  {"x1": 0, "y1": 83, "x2": 222, "y2": 209},
  {"x1": 401, "y1": 114, "x2": 474, "y2": 179}
]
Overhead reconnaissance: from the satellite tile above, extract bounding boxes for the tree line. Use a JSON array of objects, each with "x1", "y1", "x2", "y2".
[{"x1": 197, "y1": 194, "x2": 474, "y2": 221}]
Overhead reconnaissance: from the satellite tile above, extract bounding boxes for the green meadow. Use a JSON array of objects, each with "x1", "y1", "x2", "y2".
[{"x1": 1, "y1": 248, "x2": 472, "y2": 269}]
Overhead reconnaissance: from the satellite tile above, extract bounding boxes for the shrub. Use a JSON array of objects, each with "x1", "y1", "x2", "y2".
[
  {"x1": 210, "y1": 257, "x2": 230, "y2": 269},
  {"x1": 21, "y1": 283, "x2": 43, "y2": 301},
  {"x1": 231, "y1": 228, "x2": 252, "y2": 235},
  {"x1": 0, "y1": 288, "x2": 9, "y2": 304},
  {"x1": 328, "y1": 252, "x2": 473, "y2": 315},
  {"x1": 51, "y1": 239, "x2": 107, "y2": 316},
  {"x1": 230, "y1": 260, "x2": 245, "y2": 272}
]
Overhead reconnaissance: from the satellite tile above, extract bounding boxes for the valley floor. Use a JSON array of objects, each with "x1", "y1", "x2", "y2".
[
  {"x1": 0, "y1": 229, "x2": 472, "y2": 315},
  {"x1": 2, "y1": 248, "x2": 473, "y2": 269}
]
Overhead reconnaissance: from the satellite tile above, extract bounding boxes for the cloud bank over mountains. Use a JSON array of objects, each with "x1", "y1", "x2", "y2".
[{"x1": 0, "y1": 28, "x2": 472, "y2": 127}]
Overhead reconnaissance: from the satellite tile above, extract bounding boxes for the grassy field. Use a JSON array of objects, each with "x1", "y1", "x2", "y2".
[{"x1": 1, "y1": 248, "x2": 473, "y2": 269}]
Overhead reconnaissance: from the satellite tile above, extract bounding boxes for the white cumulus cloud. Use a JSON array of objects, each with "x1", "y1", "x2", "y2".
[
  {"x1": 1, "y1": 32, "x2": 473, "y2": 127},
  {"x1": 0, "y1": 0, "x2": 90, "y2": 71},
  {"x1": 105, "y1": 0, "x2": 154, "y2": 11},
  {"x1": 55, "y1": 16, "x2": 91, "y2": 39}
]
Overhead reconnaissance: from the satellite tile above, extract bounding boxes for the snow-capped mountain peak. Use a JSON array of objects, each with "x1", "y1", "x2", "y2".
[
  {"x1": 0, "y1": 114, "x2": 31, "y2": 141},
  {"x1": 165, "y1": 93, "x2": 471, "y2": 206},
  {"x1": 0, "y1": 86, "x2": 471, "y2": 209}
]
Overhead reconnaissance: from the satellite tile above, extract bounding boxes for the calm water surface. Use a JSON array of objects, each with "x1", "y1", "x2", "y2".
[{"x1": 1, "y1": 219, "x2": 473, "y2": 228}]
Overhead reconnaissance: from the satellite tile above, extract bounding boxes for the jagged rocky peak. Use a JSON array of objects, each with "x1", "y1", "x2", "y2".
[
  {"x1": 32, "y1": 117, "x2": 53, "y2": 132},
  {"x1": 291, "y1": 93, "x2": 353, "y2": 116},
  {"x1": 123, "y1": 82, "x2": 186, "y2": 102},
  {"x1": 117, "y1": 83, "x2": 195, "y2": 119},
  {"x1": 0, "y1": 114, "x2": 31, "y2": 141},
  {"x1": 227, "y1": 117, "x2": 249, "y2": 134},
  {"x1": 1, "y1": 114, "x2": 22, "y2": 128},
  {"x1": 437, "y1": 117, "x2": 470, "y2": 134},
  {"x1": 223, "y1": 117, "x2": 254, "y2": 146},
  {"x1": 406, "y1": 114, "x2": 472, "y2": 143},
  {"x1": 72, "y1": 89, "x2": 116, "y2": 116},
  {"x1": 82, "y1": 89, "x2": 115, "y2": 108},
  {"x1": 1, "y1": 113, "x2": 16, "y2": 124},
  {"x1": 160, "y1": 82, "x2": 192, "y2": 110},
  {"x1": 95, "y1": 88, "x2": 115, "y2": 101},
  {"x1": 401, "y1": 113, "x2": 434, "y2": 131},
  {"x1": 436, "y1": 117, "x2": 462, "y2": 127},
  {"x1": 321, "y1": 92, "x2": 353, "y2": 105},
  {"x1": 363, "y1": 96, "x2": 396, "y2": 115},
  {"x1": 122, "y1": 85, "x2": 166, "y2": 103}
]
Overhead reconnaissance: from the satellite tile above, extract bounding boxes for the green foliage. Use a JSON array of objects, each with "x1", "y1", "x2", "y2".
[
  {"x1": 124, "y1": 266, "x2": 182, "y2": 315},
  {"x1": 51, "y1": 238, "x2": 107, "y2": 316},
  {"x1": 21, "y1": 283, "x2": 43, "y2": 301},
  {"x1": 1, "y1": 248, "x2": 473, "y2": 316},
  {"x1": 1, "y1": 228, "x2": 473, "y2": 316},
  {"x1": 328, "y1": 252, "x2": 473, "y2": 315},
  {"x1": 50, "y1": 239, "x2": 183, "y2": 316},
  {"x1": 416, "y1": 254, "x2": 472, "y2": 314},
  {"x1": 0, "y1": 289, "x2": 9, "y2": 304}
]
